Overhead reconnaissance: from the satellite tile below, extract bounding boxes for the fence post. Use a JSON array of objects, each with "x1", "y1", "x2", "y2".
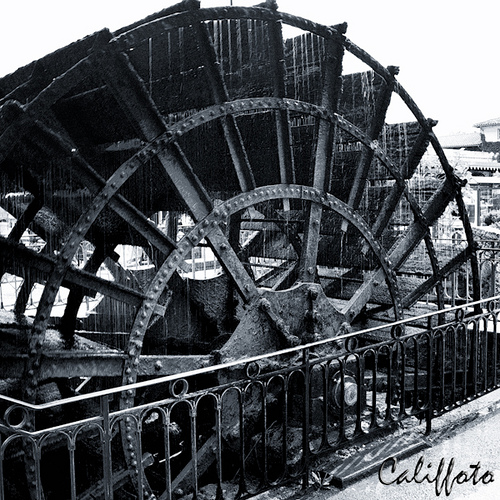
[{"x1": 100, "y1": 395, "x2": 114, "y2": 500}]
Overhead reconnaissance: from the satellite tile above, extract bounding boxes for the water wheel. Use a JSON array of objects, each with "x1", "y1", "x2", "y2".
[{"x1": 0, "y1": 1, "x2": 480, "y2": 498}]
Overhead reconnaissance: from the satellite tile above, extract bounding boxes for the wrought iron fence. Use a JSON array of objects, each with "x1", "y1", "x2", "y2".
[{"x1": 0, "y1": 295, "x2": 499, "y2": 500}]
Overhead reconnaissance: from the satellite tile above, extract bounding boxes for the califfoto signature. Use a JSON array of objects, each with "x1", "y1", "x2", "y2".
[{"x1": 378, "y1": 455, "x2": 494, "y2": 496}]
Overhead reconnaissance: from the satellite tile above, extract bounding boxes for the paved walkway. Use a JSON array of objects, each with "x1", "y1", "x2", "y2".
[
  {"x1": 256, "y1": 390, "x2": 500, "y2": 500},
  {"x1": 316, "y1": 410, "x2": 500, "y2": 500}
]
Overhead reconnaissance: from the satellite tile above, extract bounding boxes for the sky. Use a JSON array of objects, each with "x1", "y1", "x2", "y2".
[{"x1": 1, "y1": 0, "x2": 498, "y2": 136}]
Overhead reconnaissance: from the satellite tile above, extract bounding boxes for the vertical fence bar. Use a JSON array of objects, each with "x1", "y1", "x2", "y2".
[
  {"x1": 439, "y1": 331, "x2": 446, "y2": 410},
  {"x1": 136, "y1": 419, "x2": 144, "y2": 499},
  {"x1": 412, "y1": 338, "x2": 420, "y2": 414},
  {"x1": 321, "y1": 363, "x2": 329, "y2": 449},
  {"x1": 398, "y1": 342, "x2": 407, "y2": 418},
  {"x1": 68, "y1": 437, "x2": 77, "y2": 500},
  {"x1": 451, "y1": 272, "x2": 457, "y2": 306},
  {"x1": 482, "y1": 319, "x2": 488, "y2": 392},
  {"x1": 238, "y1": 389, "x2": 247, "y2": 496},
  {"x1": 451, "y1": 326, "x2": 457, "y2": 404},
  {"x1": 301, "y1": 348, "x2": 310, "y2": 489},
  {"x1": 463, "y1": 324, "x2": 469, "y2": 400},
  {"x1": 494, "y1": 312, "x2": 498, "y2": 387},
  {"x1": 354, "y1": 356, "x2": 363, "y2": 436},
  {"x1": 491, "y1": 262, "x2": 496, "y2": 297},
  {"x1": 471, "y1": 320, "x2": 479, "y2": 397},
  {"x1": 337, "y1": 360, "x2": 347, "y2": 442},
  {"x1": 163, "y1": 410, "x2": 173, "y2": 500},
  {"x1": 189, "y1": 403, "x2": 199, "y2": 499},
  {"x1": 370, "y1": 350, "x2": 379, "y2": 429},
  {"x1": 100, "y1": 395, "x2": 113, "y2": 500},
  {"x1": 214, "y1": 396, "x2": 224, "y2": 500},
  {"x1": 425, "y1": 334, "x2": 433, "y2": 435},
  {"x1": 262, "y1": 382, "x2": 268, "y2": 486},
  {"x1": 385, "y1": 347, "x2": 393, "y2": 423},
  {"x1": 0, "y1": 439, "x2": 4, "y2": 500},
  {"x1": 34, "y1": 440, "x2": 43, "y2": 500},
  {"x1": 283, "y1": 377, "x2": 290, "y2": 478}
]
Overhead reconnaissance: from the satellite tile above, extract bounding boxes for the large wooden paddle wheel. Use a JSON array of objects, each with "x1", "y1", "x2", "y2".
[{"x1": 0, "y1": 1, "x2": 480, "y2": 498}]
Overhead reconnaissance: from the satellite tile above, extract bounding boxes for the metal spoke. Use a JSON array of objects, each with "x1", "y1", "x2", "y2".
[
  {"x1": 59, "y1": 243, "x2": 116, "y2": 343},
  {"x1": 341, "y1": 66, "x2": 399, "y2": 231},
  {"x1": 369, "y1": 120, "x2": 435, "y2": 241},
  {"x1": 298, "y1": 30, "x2": 346, "y2": 282},
  {"x1": 188, "y1": 3, "x2": 256, "y2": 192},
  {"x1": 342, "y1": 179, "x2": 457, "y2": 321},
  {"x1": 266, "y1": 0, "x2": 295, "y2": 189}
]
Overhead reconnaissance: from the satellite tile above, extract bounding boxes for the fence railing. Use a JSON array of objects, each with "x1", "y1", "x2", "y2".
[{"x1": 1, "y1": 296, "x2": 499, "y2": 500}]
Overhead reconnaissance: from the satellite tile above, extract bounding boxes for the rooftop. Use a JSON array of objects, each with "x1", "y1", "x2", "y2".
[
  {"x1": 474, "y1": 117, "x2": 500, "y2": 128},
  {"x1": 439, "y1": 132, "x2": 482, "y2": 149}
]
